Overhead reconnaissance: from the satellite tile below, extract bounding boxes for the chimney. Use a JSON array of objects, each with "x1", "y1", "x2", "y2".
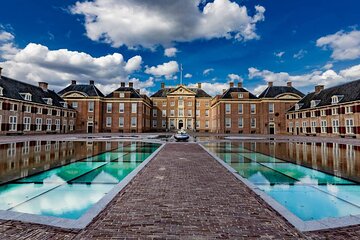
[
  {"x1": 197, "y1": 83, "x2": 202, "y2": 89},
  {"x1": 229, "y1": 82, "x2": 234, "y2": 88},
  {"x1": 268, "y1": 82, "x2": 273, "y2": 87},
  {"x1": 89, "y1": 80, "x2": 94, "y2": 85},
  {"x1": 120, "y1": 82, "x2": 125, "y2": 87},
  {"x1": 71, "y1": 80, "x2": 77, "y2": 85},
  {"x1": 315, "y1": 85, "x2": 324, "y2": 93},
  {"x1": 161, "y1": 82, "x2": 165, "y2": 89},
  {"x1": 0, "y1": 67, "x2": 2, "y2": 77},
  {"x1": 38, "y1": 82, "x2": 48, "y2": 91},
  {"x1": 238, "y1": 81, "x2": 243, "y2": 88},
  {"x1": 287, "y1": 81, "x2": 292, "y2": 87},
  {"x1": 129, "y1": 82, "x2": 133, "y2": 88}
]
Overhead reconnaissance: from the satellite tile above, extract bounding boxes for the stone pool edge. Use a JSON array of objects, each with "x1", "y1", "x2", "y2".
[
  {"x1": 198, "y1": 143, "x2": 360, "y2": 232},
  {"x1": 0, "y1": 143, "x2": 166, "y2": 230}
]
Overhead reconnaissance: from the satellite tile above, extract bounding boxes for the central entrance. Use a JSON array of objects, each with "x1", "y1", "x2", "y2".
[
  {"x1": 178, "y1": 120, "x2": 184, "y2": 129},
  {"x1": 269, "y1": 123, "x2": 275, "y2": 134},
  {"x1": 87, "y1": 121, "x2": 94, "y2": 133}
]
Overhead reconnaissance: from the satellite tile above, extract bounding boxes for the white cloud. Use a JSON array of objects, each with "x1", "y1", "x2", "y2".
[
  {"x1": 124, "y1": 55, "x2": 142, "y2": 73},
  {"x1": 188, "y1": 82, "x2": 228, "y2": 96},
  {"x1": 227, "y1": 73, "x2": 243, "y2": 81},
  {"x1": 96, "y1": 77, "x2": 155, "y2": 95},
  {"x1": 274, "y1": 51, "x2": 285, "y2": 58},
  {"x1": 316, "y1": 29, "x2": 360, "y2": 60},
  {"x1": 145, "y1": 61, "x2": 179, "y2": 79},
  {"x1": 0, "y1": 30, "x2": 14, "y2": 41},
  {"x1": 249, "y1": 64, "x2": 360, "y2": 92},
  {"x1": 203, "y1": 68, "x2": 214, "y2": 75},
  {"x1": 252, "y1": 84, "x2": 268, "y2": 96},
  {"x1": 293, "y1": 49, "x2": 307, "y2": 59},
  {"x1": 184, "y1": 73, "x2": 192, "y2": 78},
  {"x1": 164, "y1": 47, "x2": 178, "y2": 57},
  {"x1": 323, "y1": 63, "x2": 333, "y2": 70},
  {"x1": 71, "y1": 0, "x2": 265, "y2": 49}
]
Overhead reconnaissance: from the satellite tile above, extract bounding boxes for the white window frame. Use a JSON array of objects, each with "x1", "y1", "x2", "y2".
[
  {"x1": 23, "y1": 117, "x2": 31, "y2": 131},
  {"x1": 106, "y1": 117, "x2": 112, "y2": 127},
  {"x1": 131, "y1": 103, "x2": 137, "y2": 113},
  {"x1": 36, "y1": 118, "x2": 42, "y2": 131},
  {"x1": 332, "y1": 119, "x2": 339, "y2": 134},
  {"x1": 225, "y1": 118, "x2": 231, "y2": 128},
  {"x1": 238, "y1": 117, "x2": 243, "y2": 128},
  {"x1": 9, "y1": 116, "x2": 17, "y2": 131},
  {"x1": 131, "y1": 117, "x2": 137, "y2": 127},
  {"x1": 119, "y1": 117, "x2": 124, "y2": 127},
  {"x1": 106, "y1": 103, "x2": 112, "y2": 113},
  {"x1": 46, "y1": 119, "x2": 52, "y2": 131},
  {"x1": 321, "y1": 120, "x2": 327, "y2": 133},
  {"x1": 250, "y1": 104, "x2": 256, "y2": 114},
  {"x1": 269, "y1": 103, "x2": 274, "y2": 113},
  {"x1": 88, "y1": 101, "x2": 94, "y2": 112},
  {"x1": 251, "y1": 118, "x2": 256, "y2": 128},
  {"x1": 225, "y1": 104, "x2": 231, "y2": 114},
  {"x1": 346, "y1": 118, "x2": 354, "y2": 134}
]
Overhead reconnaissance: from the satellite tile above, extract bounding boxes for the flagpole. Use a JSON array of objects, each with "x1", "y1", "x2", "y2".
[{"x1": 180, "y1": 64, "x2": 183, "y2": 85}]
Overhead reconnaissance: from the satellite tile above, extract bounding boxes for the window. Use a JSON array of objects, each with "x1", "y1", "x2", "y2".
[
  {"x1": 178, "y1": 100, "x2": 184, "y2": 106},
  {"x1": 196, "y1": 110, "x2": 200, "y2": 116},
  {"x1": 162, "y1": 101, "x2": 167, "y2": 107},
  {"x1": 269, "y1": 103, "x2": 274, "y2": 113},
  {"x1": 320, "y1": 109, "x2": 326, "y2": 116},
  {"x1": 47, "y1": 108, "x2": 52, "y2": 115},
  {"x1": 162, "y1": 120, "x2": 166, "y2": 128},
  {"x1": 331, "y1": 96, "x2": 339, "y2": 104},
  {"x1": 302, "y1": 121, "x2": 307, "y2": 133},
  {"x1": 9, "y1": 116, "x2": 17, "y2": 131},
  {"x1": 250, "y1": 104, "x2": 256, "y2": 114},
  {"x1": 205, "y1": 102, "x2": 209, "y2": 107},
  {"x1": 225, "y1": 104, "x2": 231, "y2": 114},
  {"x1": 311, "y1": 121, "x2": 316, "y2": 133},
  {"x1": 332, "y1": 119, "x2": 339, "y2": 134},
  {"x1": 23, "y1": 117, "x2": 31, "y2": 131},
  {"x1": 152, "y1": 120, "x2": 157, "y2": 128},
  {"x1": 10, "y1": 103, "x2": 17, "y2": 111},
  {"x1": 345, "y1": 106, "x2": 353, "y2": 114},
  {"x1": 187, "y1": 119, "x2": 192, "y2": 129},
  {"x1": 36, "y1": 118, "x2": 42, "y2": 131},
  {"x1": 302, "y1": 112, "x2": 306, "y2": 118},
  {"x1": 131, "y1": 103, "x2": 137, "y2": 113},
  {"x1": 196, "y1": 120, "x2": 200, "y2": 128},
  {"x1": 170, "y1": 101, "x2": 175, "y2": 106},
  {"x1": 178, "y1": 109, "x2": 184, "y2": 117},
  {"x1": 131, "y1": 117, "x2": 137, "y2": 127},
  {"x1": 187, "y1": 102, "x2": 192, "y2": 106},
  {"x1": 346, "y1": 119, "x2": 354, "y2": 134},
  {"x1": 170, "y1": 119, "x2": 175, "y2": 128},
  {"x1": 205, "y1": 120, "x2": 209, "y2": 128},
  {"x1": 0, "y1": 115, "x2": 2, "y2": 131},
  {"x1": 119, "y1": 117, "x2": 124, "y2": 127},
  {"x1": 106, "y1": 103, "x2": 112, "y2": 113},
  {"x1": 162, "y1": 110, "x2": 166, "y2": 117},
  {"x1": 56, "y1": 110, "x2": 60, "y2": 116},
  {"x1": 119, "y1": 103, "x2": 124, "y2": 113},
  {"x1": 43, "y1": 98, "x2": 53, "y2": 105},
  {"x1": 310, "y1": 100, "x2": 320, "y2": 108},
  {"x1": 238, "y1": 117, "x2": 243, "y2": 128},
  {"x1": 106, "y1": 117, "x2": 112, "y2": 127},
  {"x1": 0, "y1": 87, "x2": 3, "y2": 96},
  {"x1": 88, "y1": 101, "x2": 94, "y2": 112},
  {"x1": 288, "y1": 122, "x2": 293, "y2": 133},
  {"x1": 21, "y1": 93, "x2": 32, "y2": 101},
  {"x1": 196, "y1": 102, "x2": 200, "y2": 107},
  {"x1": 24, "y1": 105, "x2": 31, "y2": 113},
  {"x1": 321, "y1": 120, "x2": 327, "y2": 133},
  {"x1": 332, "y1": 108, "x2": 338, "y2": 115},
  {"x1": 153, "y1": 101, "x2": 158, "y2": 106},
  {"x1": 187, "y1": 110, "x2": 192, "y2": 117},
  {"x1": 69, "y1": 120, "x2": 74, "y2": 131},
  {"x1": 61, "y1": 102, "x2": 68, "y2": 108},
  {"x1": 55, "y1": 119, "x2": 60, "y2": 131},
  {"x1": 225, "y1": 118, "x2": 231, "y2": 128},
  {"x1": 251, "y1": 118, "x2": 256, "y2": 128},
  {"x1": 170, "y1": 110, "x2": 175, "y2": 116},
  {"x1": 205, "y1": 110, "x2": 209, "y2": 116},
  {"x1": 0, "y1": 101, "x2": 2, "y2": 110},
  {"x1": 238, "y1": 104, "x2": 243, "y2": 114},
  {"x1": 71, "y1": 101, "x2": 78, "y2": 109},
  {"x1": 238, "y1": 93, "x2": 243, "y2": 98},
  {"x1": 46, "y1": 119, "x2": 52, "y2": 131},
  {"x1": 153, "y1": 109, "x2": 157, "y2": 117},
  {"x1": 37, "y1": 107, "x2": 42, "y2": 114},
  {"x1": 311, "y1": 111, "x2": 315, "y2": 118},
  {"x1": 119, "y1": 92, "x2": 124, "y2": 98}
]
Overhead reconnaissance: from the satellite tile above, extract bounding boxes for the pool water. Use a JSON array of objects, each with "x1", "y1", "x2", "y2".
[
  {"x1": 203, "y1": 142, "x2": 360, "y2": 221},
  {"x1": 0, "y1": 141, "x2": 160, "y2": 219}
]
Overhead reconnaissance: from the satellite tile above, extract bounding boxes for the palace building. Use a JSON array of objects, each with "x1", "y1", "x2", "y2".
[
  {"x1": 0, "y1": 68, "x2": 76, "y2": 135},
  {"x1": 286, "y1": 80, "x2": 360, "y2": 138}
]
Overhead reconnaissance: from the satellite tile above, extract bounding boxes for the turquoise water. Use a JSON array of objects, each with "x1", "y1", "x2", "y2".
[
  {"x1": 203, "y1": 142, "x2": 360, "y2": 221},
  {"x1": 0, "y1": 141, "x2": 160, "y2": 219}
]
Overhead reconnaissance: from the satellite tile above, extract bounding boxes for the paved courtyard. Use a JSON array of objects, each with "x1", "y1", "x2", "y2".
[{"x1": 0, "y1": 138, "x2": 359, "y2": 239}]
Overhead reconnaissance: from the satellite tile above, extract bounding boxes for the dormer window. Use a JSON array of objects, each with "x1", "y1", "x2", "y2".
[
  {"x1": 0, "y1": 87, "x2": 3, "y2": 96},
  {"x1": 238, "y1": 93, "x2": 243, "y2": 98},
  {"x1": 310, "y1": 100, "x2": 320, "y2": 108},
  {"x1": 20, "y1": 93, "x2": 32, "y2": 101},
  {"x1": 60, "y1": 102, "x2": 68, "y2": 108},
  {"x1": 295, "y1": 103, "x2": 303, "y2": 111},
  {"x1": 331, "y1": 95, "x2": 343, "y2": 104},
  {"x1": 43, "y1": 98, "x2": 53, "y2": 105},
  {"x1": 119, "y1": 92, "x2": 124, "y2": 98}
]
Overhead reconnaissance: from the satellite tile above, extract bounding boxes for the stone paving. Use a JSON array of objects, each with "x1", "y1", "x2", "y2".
[{"x1": 0, "y1": 141, "x2": 359, "y2": 239}]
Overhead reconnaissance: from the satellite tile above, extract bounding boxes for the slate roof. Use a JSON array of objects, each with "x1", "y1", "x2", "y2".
[
  {"x1": 258, "y1": 86, "x2": 304, "y2": 98},
  {"x1": 151, "y1": 87, "x2": 211, "y2": 98},
  {"x1": 0, "y1": 76, "x2": 69, "y2": 108},
  {"x1": 288, "y1": 79, "x2": 360, "y2": 111},
  {"x1": 58, "y1": 83, "x2": 104, "y2": 97},
  {"x1": 106, "y1": 87, "x2": 142, "y2": 98},
  {"x1": 221, "y1": 87, "x2": 258, "y2": 99}
]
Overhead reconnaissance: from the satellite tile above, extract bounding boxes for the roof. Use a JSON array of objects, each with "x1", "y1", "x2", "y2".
[
  {"x1": 151, "y1": 87, "x2": 211, "y2": 98},
  {"x1": 58, "y1": 83, "x2": 104, "y2": 97},
  {"x1": 288, "y1": 79, "x2": 360, "y2": 111},
  {"x1": 106, "y1": 87, "x2": 142, "y2": 98},
  {"x1": 258, "y1": 86, "x2": 304, "y2": 98},
  {"x1": 220, "y1": 87, "x2": 258, "y2": 99},
  {"x1": 0, "y1": 76, "x2": 69, "y2": 108}
]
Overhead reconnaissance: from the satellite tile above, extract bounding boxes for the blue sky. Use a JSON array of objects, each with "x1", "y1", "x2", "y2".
[{"x1": 0, "y1": 0, "x2": 360, "y2": 96}]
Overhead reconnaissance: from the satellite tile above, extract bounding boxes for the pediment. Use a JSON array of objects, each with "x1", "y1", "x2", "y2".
[
  {"x1": 63, "y1": 91, "x2": 88, "y2": 98},
  {"x1": 168, "y1": 85, "x2": 196, "y2": 95},
  {"x1": 276, "y1": 94, "x2": 301, "y2": 99}
]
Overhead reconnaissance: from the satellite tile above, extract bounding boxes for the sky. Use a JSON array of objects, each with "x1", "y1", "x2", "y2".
[{"x1": 0, "y1": 0, "x2": 360, "y2": 97}]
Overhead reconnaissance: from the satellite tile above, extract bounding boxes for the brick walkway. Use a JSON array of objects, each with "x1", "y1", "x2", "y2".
[{"x1": 1, "y1": 143, "x2": 360, "y2": 239}]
